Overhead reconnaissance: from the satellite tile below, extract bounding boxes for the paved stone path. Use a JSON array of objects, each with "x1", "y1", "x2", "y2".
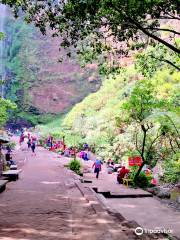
[
  {"x1": 0, "y1": 146, "x2": 144, "y2": 240},
  {"x1": 81, "y1": 160, "x2": 180, "y2": 239},
  {"x1": 105, "y1": 198, "x2": 180, "y2": 238}
]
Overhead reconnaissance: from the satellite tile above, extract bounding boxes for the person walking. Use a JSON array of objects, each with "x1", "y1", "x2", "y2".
[
  {"x1": 27, "y1": 138, "x2": 31, "y2": 149},
  {"x1": 19, "y1": 133, "x2": 24, "y2": 145},
  {"x1": 31, "y1": 139, "x2": 36, "y2": 155},
  {"x1": 92, "y1": 159, "x2": 102, "y2": 179}
]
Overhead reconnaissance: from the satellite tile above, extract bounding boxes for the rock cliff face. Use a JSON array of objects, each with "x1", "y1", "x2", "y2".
[
  {"x1": 4, "y1": 11, "x2": 100, "y2": 125},
  {"x1": 28, "y1": 32, "x2": 100, "y2": 114}
]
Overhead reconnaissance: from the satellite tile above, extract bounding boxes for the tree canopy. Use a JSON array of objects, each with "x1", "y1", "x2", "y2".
[
  {"x1": 1, "y1": 0, "x2": 180, "y2": 62},
  {"x1": 0, "y1": 98, "x2": 16, "y2": 127},
  {"x1": 121, "y1": 79, "x2": 179, "y2": 179}
]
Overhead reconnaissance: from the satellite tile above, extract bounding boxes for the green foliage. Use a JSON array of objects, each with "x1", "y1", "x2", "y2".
[
  {"x1": 163, "y1": 153, "x2": 180, "y2": 184},
  {"x1": 136, "y1": 172, "x2": 152, "y2": 188},
  {"x1": 0, "y1": 32, "x2": 4, "y2": 40},
  {"x1": 38, "y1": 114, "x2": 67, "y2": 137},
  {"x1": 122, "y1": 80, "x2": 166, "y2": 122},
  {"x1": 38, "y1": 39, "x2": 179, "y2": 185},
  {"x1": 68, "y1": 159, "x2": 82, "y2": 175},
  {"x1": 3, "y1": 0, "x2": 179, "y2": 56},
  {"x1": 3, "y1": 16, "x2": 40, "y2": 125},
  {"x1": 0, "y1": 28, "x2": 16, "y2": 127},
  {"x1": 17, "y1": 111, "x2": 56, "y2": 126},
  {"x1": 121, "y1": 79, "x2": 179, "y2": 180},
  {"x1": 2, "y1": 0, "x2": 179, "y2": 79},
  {"x1": 63, "y1": 67, "x2": 135, "y2": 128},
  {"x1": 41, "y1": 63, "x2": 179, "y2": 174},
  {"x1": 3, "y1": 13, "x2": 101, "y2": 126},
  {"x1": 128, "y1": 166, "x2": 152, "y2": 188},
  {"x1": 135, "y1": 43, "x2": 180, "y2": 78},
  {"x1": 128, "y1": 166, "x2": 139, "y2": 181},
  {"x1": 0, "y1": 98, "x2": 16, "y2": 127},
  {"x1": 64, "y1": 132, "x2": 84, "y2": 149}
]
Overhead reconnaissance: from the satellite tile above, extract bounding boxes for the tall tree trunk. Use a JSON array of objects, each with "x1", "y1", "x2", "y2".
[
  {"x1": 127, "y1": 17, "x2": 180, "y2": 54},
  {"x1": 134, "y1": 161, "x2": 146, "y2": 183},
  {"x1": 134, "y1": 124, "x2": 147, "y2": 182}
]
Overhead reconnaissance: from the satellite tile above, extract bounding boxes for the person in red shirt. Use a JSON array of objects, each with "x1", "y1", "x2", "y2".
[{"x1": 117, "y1": 166, "x2": 130, "y2": 184}]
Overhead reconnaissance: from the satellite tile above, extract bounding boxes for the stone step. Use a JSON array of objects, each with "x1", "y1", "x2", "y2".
[
  {"x1": 2, "y1": 169, "x2": 22, "y2": 181},
  {"x1": 81, "y1": 178, "x2": 92, "y2": 183},
  {"x1": 0, "y1": 180, "x2": 9, "y2": 193},
  {"x1": 93, "y1": 187, "x2": 153, "y2": 198}
]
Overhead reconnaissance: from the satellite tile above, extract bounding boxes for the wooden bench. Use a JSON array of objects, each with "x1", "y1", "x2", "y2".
[
  {"x1": 0, "y1": 180, "x2": 8, "y2": 192},
  {"x1": 122, "y1": 178, "x2": 133, "y2": 187},
  {"x1": 2, "y1": 169, "x2": 22, "y2": 181}
]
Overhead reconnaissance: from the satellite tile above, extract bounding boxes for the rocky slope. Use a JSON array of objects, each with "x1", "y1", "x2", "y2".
[{"x1": 3, "y1": 11, "x2": 100, "y2": 126}]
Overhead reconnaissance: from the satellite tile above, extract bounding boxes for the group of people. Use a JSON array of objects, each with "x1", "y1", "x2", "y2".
[
  {"x1": 27, "y1": 136, "x2": 37, "y2": 154},
  {"x1": 44, "y1": 138, "x2": 91, "y2": 160},
  {"x1": 79, "y1": 143, "x2": 91, "y2": 161},
  {"x1": 44, "y1": 136, "x2": 66, "y2": 152},
  {"x1": 18, "y1": 130, "x2": 37, "y2": 155},
  {"x1": 41, "y1": 137, "x2": 149, "y2": 183},
  {"x1": 92, "y1": 158, "x2": 131, "y2": 182}
]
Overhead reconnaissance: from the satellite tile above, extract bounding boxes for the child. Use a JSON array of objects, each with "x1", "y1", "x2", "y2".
[{"x1": 92, "y1": 159, "x2": 102, "y2": 179}]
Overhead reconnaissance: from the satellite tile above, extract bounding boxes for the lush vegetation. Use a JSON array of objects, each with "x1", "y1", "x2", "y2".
[
  {"x1": 0, "y1": 32, "x2": 16, "y2": 128},
  {"x1": 3, "y1": 12, "x2": 101, "y2": 127},
  {"x1": 39, "y1": 42, "x2": 180, "y2": 184},
  {"x1": 0, "y1": 98, "x2": 16, "y2": 127},
  {"x1": 2, "y1": 1, "x2": 179, "y2": 79},
  {"x1": 0, "y1": 1, "x2": 179, "y2": 185},
  {"x1": 4, "y1": 17, "x2": 62, "y2": 126},
  {"x1": 2, "y1": 0, "x2": 179, "y2": 55}
]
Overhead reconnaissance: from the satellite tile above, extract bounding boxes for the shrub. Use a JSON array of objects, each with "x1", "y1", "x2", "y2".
[
  {"x1": 136, "y1": 172, "x2": 151, "y2": 188},
  {"x1": 128, "y1": 166, "x2": 153, "y2": 188},
  {"x1": 128, "y1": 165, "x2": 139, "y2": 180},
  {"x1": 163, "y1": 154, "x2": 180, "y2": 184},
  {"x1": 68, "y1": 159, "x2": 82, "y2": 175},
  {"x1": 38, "y1": 139, "x2": 44, "y2": 146}
]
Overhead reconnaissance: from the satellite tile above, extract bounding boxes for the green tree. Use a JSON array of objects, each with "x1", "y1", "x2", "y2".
[
  {"x1": 122, "y1": 80, "x2": 169, "y2": 181},
  {"x1": 1, "y1": 0, "x2": 179, "y2": 59},
  {"x1": 135, "y1": 41, "x2": 180, "y2": 77},
  {"x1": 0, "y1": 98, "x2": 16, "y2": 127}
]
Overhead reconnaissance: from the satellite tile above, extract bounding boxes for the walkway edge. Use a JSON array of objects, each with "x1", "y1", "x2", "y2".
[
  {"x1": 75, "y1": 181, "x2": 177, "y2": 240},
  {"x1": 76, "y1": 181, "x2": 139, "y2": 223}
]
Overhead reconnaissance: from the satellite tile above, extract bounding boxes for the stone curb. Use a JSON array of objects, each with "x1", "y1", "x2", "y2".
[
  {"x1": 75, "y1": 181, "x2": 177, "y2": 240},
  {"x1": 75, "y1": 181, "x2": 106, "y2": 213},
  {"x1": 62, "y1": 159, "x2": 178, "y2": 240}
]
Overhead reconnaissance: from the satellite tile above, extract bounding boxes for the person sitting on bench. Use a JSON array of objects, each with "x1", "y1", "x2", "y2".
[
  {"x1": 5, "y1": 149, "x2": 16, "y2": 167},
  {"x1": 117, "y1": 166, "x2": 130, "y2": 184}
]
